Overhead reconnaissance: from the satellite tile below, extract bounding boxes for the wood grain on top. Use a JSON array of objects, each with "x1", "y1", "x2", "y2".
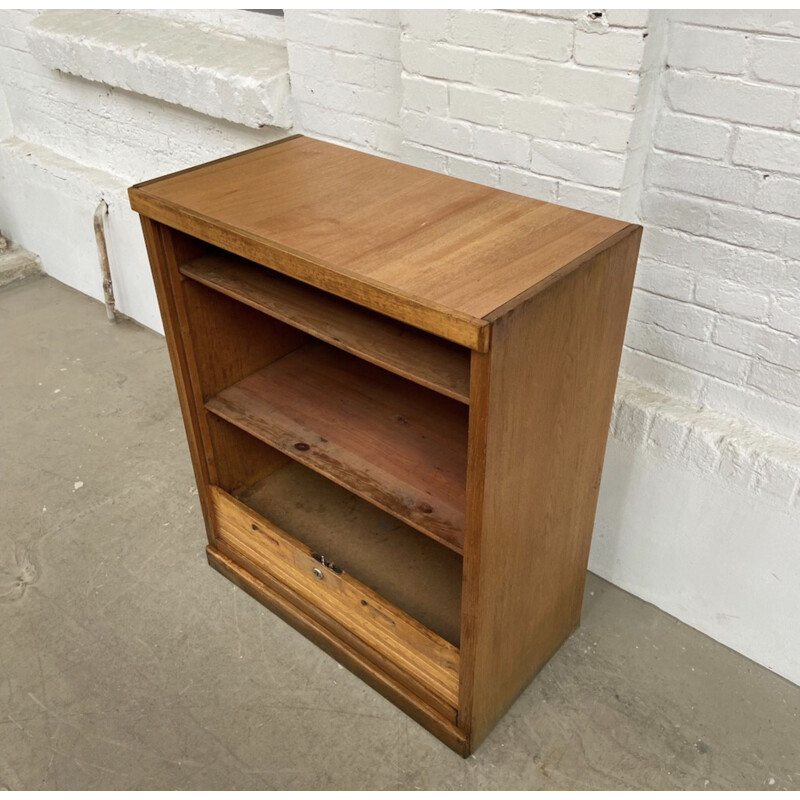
[{"x1": 129, "y1": 136, "x2": 635, "y2": 343}]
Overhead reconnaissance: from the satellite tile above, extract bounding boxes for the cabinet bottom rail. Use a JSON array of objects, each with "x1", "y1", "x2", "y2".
[{"x1": 206, "y1": 546, "x2": 471, "y2": 756}]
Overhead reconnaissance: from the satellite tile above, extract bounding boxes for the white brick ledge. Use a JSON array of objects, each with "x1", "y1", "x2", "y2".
[
  {"x1": 612, "y1": 373, "x2": 800, "y2": 511},
  {"x1": 27, "y1": 10, "x2": 291, "y2": 130}
]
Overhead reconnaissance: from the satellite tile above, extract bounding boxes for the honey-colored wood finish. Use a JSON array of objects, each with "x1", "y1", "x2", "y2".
[
  {"x1": 130, "y1": 134, "x2": 641, "y2": 756},
  {"x1": 181, "y1": 254, "x2": 471, "y2": 404},
  {"x1": 139, "y1": 219, "x2": 216, "y2": 540},
  {"x1": 207, "y1": 547, "x2": 468, "y2": 751},
  {"x1": 238, "y1": 461, "x2": 463, "y2": 646},
  {"x1": 211, "y1": 486, "x2": 460, "y2": 709},
  {"x1": 130, "y1": 136, "x2": 632, "y2": 351},
  {"x1": 207, "y1": 341, "x2": 468, "y2": 552},
  {"x1": 459, "y1": 230, "x2": 641, "y2": 749}
]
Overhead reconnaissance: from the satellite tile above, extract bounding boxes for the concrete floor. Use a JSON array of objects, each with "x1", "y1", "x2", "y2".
[{"x1": 1, "y1": 274, "x2": 799, "y2": 790}]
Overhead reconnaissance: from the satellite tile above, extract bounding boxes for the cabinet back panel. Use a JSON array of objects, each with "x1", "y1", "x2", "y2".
[{"x1": 238, "y1": 460, "x2": 463, "y2": 648}]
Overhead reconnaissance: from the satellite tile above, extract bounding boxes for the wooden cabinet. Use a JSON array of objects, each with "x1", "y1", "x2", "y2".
[{"x1": 129, "y1": 134, "x2": 641, "y2": 755}]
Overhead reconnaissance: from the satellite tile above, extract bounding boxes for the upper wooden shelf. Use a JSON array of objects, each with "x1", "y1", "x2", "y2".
[
  {"x1": 129, "y1": 135, "x2": 636, "y2": 351},
  {"x1": 180, "y1": 253, "x2": 470, "y2": 404}
]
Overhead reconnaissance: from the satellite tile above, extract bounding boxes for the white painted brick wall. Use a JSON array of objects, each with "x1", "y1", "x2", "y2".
[
  {"x1": 1, "y1": 8, "x2": 799, "y2": 447},
  {"x1": 285, "y1": 10, "x2": 402, "y2": 157},
  {"x1": 0, "y1": 82, "x2": 10, "y2": 138},
  {"x1": 733, "y1": 127, "x2": 800, "y2": 173},
  {"x1": 396, "y1": 8, "x2": 647, "y2": 212},
  {"x1": 665, "y1": 72, "x2": 796, "y2": 128},
  {"x1": 634, "y1": 11, "x2": 800, "y2": 441},
  {"x1": 0, "y1": 10, "x2": 283, "y2": 182},
  {"x1": 0, "y1": 9, "x2": 289, "y2": 327},
  {"x1": 653, "y1": 112, "x2": 732, "y2": 160},
  {"x1": 771, "y1": 295, "x2": 800, "y2": 337},
  {"x1": 752, "y1": 37, "x2": 800, "y2": 86},
  {"x1": 667, "y1": 24, "x2": 749, "y2": 75},
  {"x1": 27, "y1": 11, "x2": 291, "y2": 130},
  {"x1": 574, "y1": 27, "x2": 645, "y2": 71}
]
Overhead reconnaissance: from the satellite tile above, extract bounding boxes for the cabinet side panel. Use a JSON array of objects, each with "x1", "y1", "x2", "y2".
[
  {"x1": 206, "y1": 414, "x2": 289, "y2": 496},
  {"x1": 176, "y1": 277, "x2": 305, "y2": 493},
  {"x1": 141, "y1": 221, "x2": 308, "y2": 543},
  {"x1": 140, "y1": 217, "x2": 217, "y2": 541},
  {"x1": 179, "y1": 278, "x2": 308, "y2": 399},
  {"x1": 461, "y1": 229, "x2": 641, "y2": 748}
]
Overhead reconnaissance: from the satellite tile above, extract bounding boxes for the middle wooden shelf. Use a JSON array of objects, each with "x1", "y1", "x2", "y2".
[{"x1": 205, "y1": 340, "x2": 469, "y2": 553}]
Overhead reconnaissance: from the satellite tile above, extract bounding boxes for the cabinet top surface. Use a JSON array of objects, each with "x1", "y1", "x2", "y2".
[{"x1": 130, "y1": 135, "x2": 636, "y2": 325}]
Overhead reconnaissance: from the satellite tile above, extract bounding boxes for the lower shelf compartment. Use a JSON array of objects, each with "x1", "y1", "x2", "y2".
[
  {"x1": 209, "y1": 464, "x2": 462, "y2": 710},
  {"x1": 238, "y1": 461, "x2": 463, "y2": 647},
  {"x1": 206, "y1": 340, "x2": 468, "y2": 553}
]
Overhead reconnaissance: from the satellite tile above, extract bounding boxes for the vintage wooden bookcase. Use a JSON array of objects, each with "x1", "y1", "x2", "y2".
[{"x1": 129, "y1": 134, "x2": 641, "y2": 755}]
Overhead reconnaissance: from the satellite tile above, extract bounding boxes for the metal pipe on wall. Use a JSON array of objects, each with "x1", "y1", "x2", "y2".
[{"x1": 93, "y1": 199, "x2": 116, "y2": 323}]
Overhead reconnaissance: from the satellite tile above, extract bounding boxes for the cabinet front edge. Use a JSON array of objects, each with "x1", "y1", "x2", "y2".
[{"x1": 128, "y1": 205, "x2": 491, "y2": 353}]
